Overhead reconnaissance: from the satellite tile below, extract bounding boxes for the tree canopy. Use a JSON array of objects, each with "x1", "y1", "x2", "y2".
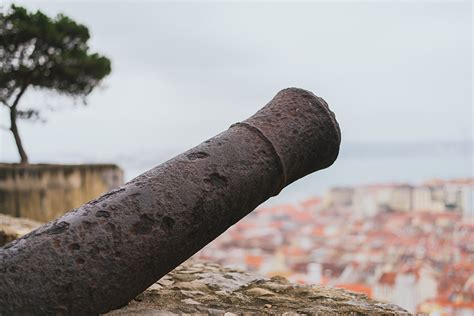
[{"x1": 0, "y1": 5, "x2": 111, "y2": 163}]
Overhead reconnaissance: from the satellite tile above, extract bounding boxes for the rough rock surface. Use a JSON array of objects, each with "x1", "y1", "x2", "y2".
[
  {"x1": 0, "y1": 213, "x2": 42, "y2": 246},
  {"x1": 106, "y1": 261, "x2": 409, "y2": 315}
]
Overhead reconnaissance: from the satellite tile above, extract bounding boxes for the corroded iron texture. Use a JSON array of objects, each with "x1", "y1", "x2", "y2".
[{"x1": 0, "y1": 88, "x2": 341, "y2": 314}]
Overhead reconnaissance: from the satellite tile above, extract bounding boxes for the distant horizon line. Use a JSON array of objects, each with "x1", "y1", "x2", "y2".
[{"x1": 0, "y1": 138, "x2": 472, "y2": 164}]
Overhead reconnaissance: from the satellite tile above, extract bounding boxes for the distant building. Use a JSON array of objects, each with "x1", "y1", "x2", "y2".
[
  {"x1": 447, "y1": 181, "x2": 474, "y2": 219},
  {"x1": 393, "y1": 272, "x2": 417, "y2": 313},
  {"x1": 461, "y1": 185, "x2": 474, "y2": 219},
  {"x1": 374, "y1": 267, "x2": 437, "y2": 313},
  {"x1": 352, "y1": 187, "x2": 379, "y2": 217},
  {"x1": 324, "y1": 187, "x2": 354, "y2": 208},
  {"x1": 418, "y1": 179, "x2": 474, "y2": 217},
  {"x1": 416, "y1": 266, "x2": 438, "y2": 308},
  {"x1": 412, "y1": 186, "x2": 433, "y2": 211},
  {"x1": 352, "y1": 184, "x2": 413, "y2": 215},
  {"x1": 374, "y1": 271, "x2": 396, "y2": 303},
  {"x1": 388, "y1": 185, "x2": 413, "y2": 212},
  {"x1": 412, "y1": 185, "x2": 445, "y2": 212},
  {"x1": 306, "y1": 262, "x2": 323, "y2": 284}
]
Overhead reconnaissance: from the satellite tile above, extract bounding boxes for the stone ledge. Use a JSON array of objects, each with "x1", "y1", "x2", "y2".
[
  {"x1": 0, "y1": 214, "x2": 42, "y2": 246},
  {"x1": 106, "y1": 261, "x2": 409, "y2": 315}
]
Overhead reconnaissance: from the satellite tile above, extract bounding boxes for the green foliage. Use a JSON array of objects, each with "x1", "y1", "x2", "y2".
[
  {"x1": 0, "y1": 4, "x2": 111, "y2": 108},
  {"x1": 0, "y1": 5, "x2": 111, "y2": 163}
]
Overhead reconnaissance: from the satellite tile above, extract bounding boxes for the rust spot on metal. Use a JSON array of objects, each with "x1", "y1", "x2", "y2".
[
  {"x1": 161, "y1": 216, "x2": 175, "y2": 233},
  {"x1": 203, "y1": 172, "x2": 228, "y2": 190},
  {"x1": 95, "y1": 210, "x2": 110, "y2": 218},
  {"x1": 82, "y1": 220, "x2": 97, "y2": 229},
  {"x1": 47, "y1": 221, "x2": 70, "y2": 235},
  {"x1": 69, "y1": 243, "x2": 80, "y2": 251},
  {"x1": 130, "y1": 214, "x2": 155, "y2": 235},
  {"x1": 104, "y1": 222, "x2": 116, "y2": 232},
  {"x1": 52, "y1": 238, "x2": 61, "y2": 248},
  {"x1": 187, "y1": 152, "x2": 209, "y2": 160}
]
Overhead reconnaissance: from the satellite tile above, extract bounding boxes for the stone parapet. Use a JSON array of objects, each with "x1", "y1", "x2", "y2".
[{"x1": 0, "y1": 163, "x2": 123, "y2": 221}]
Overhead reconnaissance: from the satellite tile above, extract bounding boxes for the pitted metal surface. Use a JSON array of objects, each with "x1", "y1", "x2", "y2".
[
  {"x1": 0, "y1": 88, "x2": 341, "y2": 315},
  {"x1": 230, "y1": 121, "x2": 287, "y2": 194}
]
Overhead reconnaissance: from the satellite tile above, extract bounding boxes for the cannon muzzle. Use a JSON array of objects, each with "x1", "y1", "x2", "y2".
[{"x1": 0, "y1": 88, "x2": 341, "y2": 314}]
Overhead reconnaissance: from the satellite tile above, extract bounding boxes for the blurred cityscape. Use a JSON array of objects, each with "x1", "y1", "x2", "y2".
[
  {"x1": 0, "y1": 2, "x2": 471, "y2": 314},
  {"x1": 195, "y1": 178, "x2": 474, "y2": 315}
]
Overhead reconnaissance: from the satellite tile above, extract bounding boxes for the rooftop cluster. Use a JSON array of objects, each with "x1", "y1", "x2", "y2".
[{"x1": 195, "y1": 178, "x2": 474, "y2": 315}]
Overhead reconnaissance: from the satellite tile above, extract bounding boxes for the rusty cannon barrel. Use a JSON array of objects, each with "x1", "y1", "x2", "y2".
[{"x1": 0, "y1": 88, "x2": 341, "y2": 314}]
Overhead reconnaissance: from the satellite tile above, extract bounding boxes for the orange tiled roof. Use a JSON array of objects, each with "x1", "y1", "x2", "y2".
[
  {"x1": 245, "y1": 255, "x2": 262, "y2": 267},
  {"x1": 378, "y1": 272, "x2": 397, "y2": 286},
  {"x1": 312, "y1": 227, "x2": 325, "y2": 236},
  {"x1": 336, "y1": 283, "x2": 372, "y2": 297}
]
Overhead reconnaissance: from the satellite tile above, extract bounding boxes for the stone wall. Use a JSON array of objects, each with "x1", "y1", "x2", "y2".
[{"x1": 0, "y1": 163, "x2": 123, "y2": 222}]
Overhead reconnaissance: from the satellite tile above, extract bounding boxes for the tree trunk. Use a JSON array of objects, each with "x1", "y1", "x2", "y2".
[
  {"x1": 10, "y1": 106, "x2": 29, "y2": 164},
  {"x1": 9, "y1": 85, "x2": 29, "y2": 164}
]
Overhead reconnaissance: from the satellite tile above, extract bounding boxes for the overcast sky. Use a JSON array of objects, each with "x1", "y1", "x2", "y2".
[{"x1": 0, "y1": 1, "x2": 472, "y2": 165}]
